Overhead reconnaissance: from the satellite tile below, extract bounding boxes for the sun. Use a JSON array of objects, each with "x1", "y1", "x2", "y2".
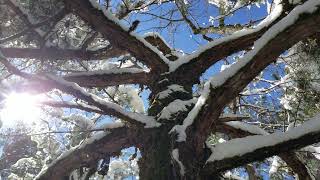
[{"x1": 0, "y1": 92, "x2": 42, "y2": 127}]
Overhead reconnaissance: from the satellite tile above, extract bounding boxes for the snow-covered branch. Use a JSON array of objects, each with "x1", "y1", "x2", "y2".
[
  {"x1": 64, "y1": 0, "x2": 169, "y2": 71},
  {"x1": 44, "y1": 74, "x2": 160, "y2": 128},
  {"x1": 218, "y1": 121, "x2": 312, "y2": 180},
  {"x1": 0, "y1": 53, "x2": 160, "y2": 128},
  {"x1": 204, "y1": 114, "x2": 320, "y2": 174},
  {"x1": 166, "y1": 0, "x2": 284, "y2": 76},
  {"x1": 35, "y1": 127, "x2": 135, "y2": 180},
  {"x1": 213, "y1": 120, "x2": 312, "y2": 179}
]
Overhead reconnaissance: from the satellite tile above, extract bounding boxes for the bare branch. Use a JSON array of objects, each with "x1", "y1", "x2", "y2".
[{"x1": 41, "y1": 100, "x2": 104, "y2": 114}]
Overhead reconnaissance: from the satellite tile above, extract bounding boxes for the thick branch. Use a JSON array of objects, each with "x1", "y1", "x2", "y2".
[
  {"x1": 0, "y1": 54, "x2": 159, "y2": 127},
  {"x1": 63, "y1": 69, "x2": 152, "y2": 87},
  {"x1": 35, "y1": 127, "x2": 137, "y2": 180},
  {"x1": 203, "y1": 114, "x2": 320, "y2": 175},
  {"x1": 42, "y1": 74, "x2": 160, "y2": 127},
  {"x1": 216, "y1": 122, "x2": 312, "y2": 180},
  {"x1": 64, "y1": 0, "x2": 168, "y2": 72}
]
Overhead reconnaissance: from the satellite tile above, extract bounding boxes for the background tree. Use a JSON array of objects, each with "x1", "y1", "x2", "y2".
[{"x1": 0, "y1": 0, "x2": 320, "y2": 179}]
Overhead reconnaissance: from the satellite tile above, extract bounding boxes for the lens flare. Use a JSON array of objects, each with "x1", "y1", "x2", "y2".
[{"x1": 1, "y1": 93, "x2": 42, "y2": 127}]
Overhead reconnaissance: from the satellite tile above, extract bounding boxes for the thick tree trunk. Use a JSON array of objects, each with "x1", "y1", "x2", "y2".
[
  {"x1": 138, "y1": 127, "x2": 222, "y2": 180},
  {"x1": 138, "y1": 79, "x2": 188, "y2": 179},
  {"x1": 138, "y1": 79, "x2": 221, "y2": 180}
]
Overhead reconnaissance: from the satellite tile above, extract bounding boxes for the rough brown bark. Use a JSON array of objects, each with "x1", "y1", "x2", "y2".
[{"x1": 138, "y1": 127, "x2": 179, "y2": 180}]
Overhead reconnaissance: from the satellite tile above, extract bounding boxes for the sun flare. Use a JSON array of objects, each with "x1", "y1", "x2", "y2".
[{"x1": 1, "y1": 93, "x2": 42, "y2": 127}]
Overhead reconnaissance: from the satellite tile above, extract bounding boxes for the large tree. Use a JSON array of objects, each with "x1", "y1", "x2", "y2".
[{"x1": 0, "y1": 0, "x2": 320, "y2": 179}]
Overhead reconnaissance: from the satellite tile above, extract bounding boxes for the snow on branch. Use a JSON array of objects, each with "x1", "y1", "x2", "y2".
[
  {"x1": 65, "y1": 0, "x2": 168, "y2": 70},
  {"x1": 0, "y1": 52, "x2": 160, "y2": 128},
  {"x1": 158, "y1": 98, "x2": 196, "y2": 121},
  {"x1": 218, "y1": 120, "x2": 312, "y2": 179},
  {"x1": 205, "y1": 113, "x2": 320, "y2": 172},
  {"x1": 171, "y1": 149, "x2": 185, "y2": 176},
  {"x1": 224, "y1": 121, "x2": 269, "y2": 135},
  {"x1": 35, "y1": 126, "x2": 133, "y2": 180},
  {"x1": 167, "y1": 0, "x2": 283, "y2": 72},
  {"x1": 45, "y1": 74, "x2": 160, "y2": 128},
  {"x1": 171, "y1": 0, "x2": 320, "y2": 142},
  {"x1": 156, "y1": 85, "x2": 188, "y2": 100}
]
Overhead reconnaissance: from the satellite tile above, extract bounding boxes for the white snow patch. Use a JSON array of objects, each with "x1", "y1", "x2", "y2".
[
  {"x1": 101, "y1": 120, "x2": 125, "y2": 129},
  {"x1": 156, "y1": 85, "x2": 188, "y2": 100},
  {"x1": 269, "y1": 156, "x2": 281, "y2": 175},
  {"x1": 225, "y1": 121, "x2": 269, "y2": 135},
  {"x1": 170, "y1": 84, "x2": 210, "y2": 142},
  {"x1": 158, "y1": 98, "x2": 196, "y2": 120},
  {"x1": 302, "y1": 145, "x2": 320, "y2": 160},
  {"x1": 172, "y1": 149, "x2": 185, "y2": 176}
]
